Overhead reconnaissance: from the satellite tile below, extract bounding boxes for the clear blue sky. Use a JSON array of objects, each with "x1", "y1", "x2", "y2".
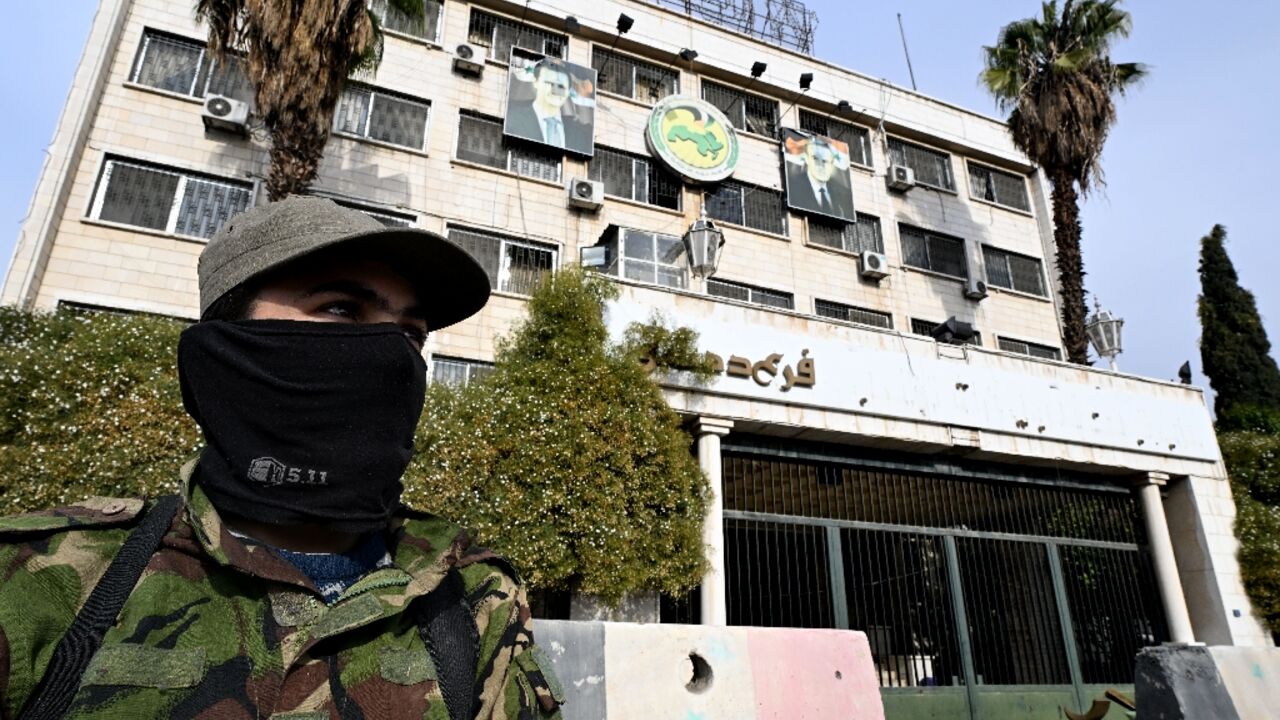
[{"x1": 2, "y1": 1, "x2": 1277, "y2": 389}]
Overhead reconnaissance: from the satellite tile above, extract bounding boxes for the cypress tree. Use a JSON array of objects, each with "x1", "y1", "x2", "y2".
[{"x1": 1198, "y1": 224, "x2": 1280, "y2": 429}]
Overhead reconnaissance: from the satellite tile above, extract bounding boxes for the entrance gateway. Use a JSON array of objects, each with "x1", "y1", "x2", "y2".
[{"x1": 667, "y1": 435, "x2": 1167, "y2": 720}]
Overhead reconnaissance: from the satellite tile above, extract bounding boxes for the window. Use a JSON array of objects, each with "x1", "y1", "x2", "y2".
[
  {"x1": 130, "y1": 30, "x2": 253, "y2": 103},
  {"x1": 447, "y1": 226, "x2": 557, "y2": 295},
  {"x1": 591, "y1": 47, "x2": 677, "y2": 102},
  {"x1": 334, "y1": 85, "x2": 430, "y2": 151},
  {"x1": 799, "y1": 110, "x2": 872, "y2": 168},
  {"x1": 702, "y1": 80, "x2": 779, "y2": 137},
  {"x1": 968, "y1": 162, "x2": 1031, "y2": 212},
  {"x1": 330, "y1": 199, "x2": 415, "y2": 227},
  {"x1": 808, "y1": 213, "x2": 883, "y2": 255},
  {"x1": 432, "y1": 356, "x2": 494, "y2": 386},
  {"x1": 589, "y1": 147, "x2": 681, "y2": 210},
  {"x1": 371, "y1": 0, "x2": 444, "y2": 43},
  {"x1": 814, "y1": 299, "x2": 893, "y2": 329},
  {"x1": 705, "y1": 181, "x2": 787, "y2": 236},
  {"x1": 888, "y1": 138, "x2": 954, "y2": 191},
  {"x1": 600, "y1": 228, "x2": 687, "y2": 289},
  {"x1": 911, "y1": 318, "x2": 981, "y2": 346},
  {"x1": 467, "y1": 9, "x2": 566, "y2": 63},
  {"x1": 983, "y1": 246, "x2": 1047, "y2": 297},
  {"x1": 707, "y1": 278, "x2": 794, "y2": 310},
  {"x1": 456, "y1": 112, "x2": 561, "y2": 182},
  {"x1": 90, "y1": 158, "x2": 253, "y2": 239},
  {"x1": 998, "y1": 337, "x2": 1062, "y2": 361},
  {"x1": 900, "y1": 225, "x2": 968, "y2": 279}
]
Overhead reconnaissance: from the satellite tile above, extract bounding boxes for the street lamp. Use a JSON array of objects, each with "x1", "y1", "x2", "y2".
[
  {"x1": 1086, "y1": 297, "x2": 1124, "y2": 371},
  {"x1": 683, "y1": 203, "x2": 725, "y2": 280}
]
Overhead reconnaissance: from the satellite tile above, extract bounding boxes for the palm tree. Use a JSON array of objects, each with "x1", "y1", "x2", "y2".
[
  {"x1": 981, "y1": 0, "x2": 1145, "y2": 364},
  {"x1": 196, "y1": 0, "x2": 423, "y2": 200}
]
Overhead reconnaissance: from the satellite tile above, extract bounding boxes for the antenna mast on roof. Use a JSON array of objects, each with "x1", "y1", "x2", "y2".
[{"x1": 897, "y1": 13, "x2": 918, "y2": 91}]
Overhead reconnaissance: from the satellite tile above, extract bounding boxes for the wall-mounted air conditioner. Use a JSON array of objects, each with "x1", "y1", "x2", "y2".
[
  {"x1": 452, "y1": 43, "x2": 485, "y2": 77},
  {"x1": 964, "y1": 278, "x2": 989, "y2": 301},
  {"x1": 567, "y1": 177, "x2": 604, "y2": 211},
  {"x1": 887, "y1": 164, "x2": 915, "y2": 192},
  {"x1": 859, "y1": 250, "x2": 890, "y2": 280},
  {"x1": 202, "y1": 95, "x2": 250, "y2": 135}
]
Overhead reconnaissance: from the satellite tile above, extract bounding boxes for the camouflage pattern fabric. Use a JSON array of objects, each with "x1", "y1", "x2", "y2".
[{"x1": 0, "y1": 466, "x2": 564, "y2": 719}]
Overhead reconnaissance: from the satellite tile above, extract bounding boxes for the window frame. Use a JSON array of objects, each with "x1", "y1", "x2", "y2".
[
  {"x1": 370, "y1": 0, "x2": 446, "y2": 45},
  {"x1": 589, "y1": 146, "x2": 682, "y2": 211},
  {"x1": 454, "y1": 111, "x2": 562, "y2": 183},
  {"x1": 466, "y1": 8, "x2": 567, "y2": 64},
  {"x1": 430, "y1": 355, "x2": 495, "y2": 386},
  {"x1": 814, "y1": 299, "x2": 893, "y2": 329},
  {"x1": 604, "y1": 227, "x2": 689, "y2": 290},
  {"x1": 706, "y1": 277, "x2": 795, "y2": 310},
  {"x1": 982, "y1": 244, "x2": 1048, "y2": 298},
  {"x1": 446, "y1": 225, "x2": 560, "y2": 296},
  {"x1": 590, "y1": 46, "x2": 679, "y2": 104},
  {"x1": 704, "y1": 181, "x2": 788, "y2": 237},
  {"x1": 798, "y1": 109, "x2": 873, "y2": 169},
  {"x1": 322, "y1": 196, "x2": 417, "y2": 227},
  {"x1": 997, "y1": 337, "x2": 1063, "y2": 361},
  {"x1": 332, "y1": 83, "x2": 432, "y2": 153},
  {"x1": 807, "y1": 213, "x2": 884, "y2": 256},
  {"x1": 86, "y1": 155, "x2": 255, "y2": 241},
  {"x1": 899, "y1": 224, "x2": 969, "y2": 281},
  {"x1": 128, "y1": 28, "x2": 253, "y2": 104},
  {"x1": 967, "y1": 161, "x2": 1032, "y2": 213},
  {"x1": 700, "y1": 79, "x2": 780, "y2": 138},
  {"x1": 887, "y1": 137, "x2": 956, "y2": 192}
]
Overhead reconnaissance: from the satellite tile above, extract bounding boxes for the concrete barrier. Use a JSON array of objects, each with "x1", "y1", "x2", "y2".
[
  {"x1": 1135, "y1": 645, "x2": 1280, "y2": 720},
  {"x1": 532, "y1": 620, "x2": 885, "y2": 719}
]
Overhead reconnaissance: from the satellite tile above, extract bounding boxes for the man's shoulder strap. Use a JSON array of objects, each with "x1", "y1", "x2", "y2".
[
  {"x1": 17, "y1": 493, "x2": 183, "y2": 720},
  {"x1": 415, "y1": 567, "x2": 479, "y2": 720}
]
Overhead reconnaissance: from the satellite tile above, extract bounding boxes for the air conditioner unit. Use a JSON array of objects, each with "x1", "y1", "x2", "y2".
[
  {"x1": 201, "y1": 95, "x2": 249, "y2": 135},
  {"x1": 567, "y1": 177, "x2": 604, "y2": 211},
  {"x1": 859, "y1": 250, "x2": 890, "y2": 280},
  {"x1": 452, "y1": 43, "x2": 485, "y2": 77},
  {"x1": 887, "y1": 164, "x2": 915, "y2": 192},
  {"x1": 964, "y1": 278, "x2": 989, "y2": 301}
]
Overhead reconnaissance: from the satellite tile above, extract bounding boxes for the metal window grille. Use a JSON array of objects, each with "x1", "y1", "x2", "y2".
[
  {"x1": 93, "y1": 159, "x2": 252, "y2": 239},
  {"x1": 888, "y1": 138, "x2": 955, "y2": 191},
  {"x1": 592, "y1": 47, "x2": 677, "y2": 102},
  {"x1": 997, "y1": 337, "x2": 1062, "y2": 361},
  {"x1": 701, "y1": 80, "x2": 779, "y2": 137},
  {"x1": 982, "y1": 246, "x2": 1046, "y2": 297},
  {"x1": 447, "y1": 227, "x2": 557, "y2": 295},
  {"x1": 808, "y1": 213, "x2": 882, "y2": 254},
  {"x1": 911, "y1": 318, "x2": 982, "y2": 347},
  {"x1": 707, "y1": 278, "x2": 794, "y2": 310},
  {"x1": 814, "y1": 299, "x2": 892, "y2": 329},
  {"x1": 617, "y1": 228, "x2": 687, "y2": 289},
  {"x1": 900, "y1": 225, "x2": 968, "y2": 279},
  {"x1": 589, "y1": 147, "x2": 681, "y2": 210},
  {"x1": 431, "y1": 356, "x2": 494, "y2": 386},
  {"x1": 467, "y1": 9, "x2": 566, "y2": 63},
  {"x1": 330, "y1": 200, "x2": 415, "y2": 227},
  {"x1": 456, "y1": 112, "x2": 561, "y2": 182},
  {"x1": 371, "y1": 0, "x2": 444, "y2": 42},
  {"x1": 799, "y1": 109, "x2": 872, "y2": 167},
  {"x1": 968, "y1": 162, "x2": 1030, "y2": 212},
  {"x1": 705, "y1": 182, "x2": 786, "y2": 235},
  {"x1": 132, "y1": 30, "x2": 253, "y2": 104},
  {"x1": 334, "y1": 85, "x2": 429, "y2": 151},
  {"x1": 203, "y1": 54, "x2": 253, "y2": 104}
]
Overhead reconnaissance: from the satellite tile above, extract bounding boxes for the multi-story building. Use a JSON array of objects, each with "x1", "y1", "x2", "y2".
[{"x1": 4, "y1": 0, "x2": 1271, "y2": 717}]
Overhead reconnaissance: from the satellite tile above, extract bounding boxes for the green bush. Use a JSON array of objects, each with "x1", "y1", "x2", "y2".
[{"x1": 1220, "y1": 430, "x2": 1280, "y2": 630}]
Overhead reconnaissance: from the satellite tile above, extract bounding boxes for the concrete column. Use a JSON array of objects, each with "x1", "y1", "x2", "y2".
[
  {"x1": 694, "y1": 416, "x2": 734, "y2": 626},
  {"x1": 1137, "y1": 472, "x2": 1196, "y2": 644}
]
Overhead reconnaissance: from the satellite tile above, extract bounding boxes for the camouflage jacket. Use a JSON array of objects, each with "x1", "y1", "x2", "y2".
[{"x1": 0, "y1": 472, "x2": 565, "y2": 720}]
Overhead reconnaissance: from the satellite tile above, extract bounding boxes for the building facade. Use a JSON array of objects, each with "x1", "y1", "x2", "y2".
[{"x1": 4, "y1": 0, "x2": 1270, "y2": 717}]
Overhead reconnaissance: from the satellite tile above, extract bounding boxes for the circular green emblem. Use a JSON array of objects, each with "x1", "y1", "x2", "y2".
[{"x1": 645, "y1": 96, "x2": 740, "y2": 184}]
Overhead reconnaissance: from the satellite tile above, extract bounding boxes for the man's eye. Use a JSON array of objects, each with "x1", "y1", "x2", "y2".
[
  {"x1": 319, "y1": 302, "x2": 359, "y2": 319},
  {"x1": 402, "y1": 327, "x2": 427, "y2": 348}
]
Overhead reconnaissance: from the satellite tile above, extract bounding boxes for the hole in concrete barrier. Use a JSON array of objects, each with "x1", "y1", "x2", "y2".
[
  {"x1": 686, "y1": 651, "x2": 713, "y2": 693},
  {"x1": 835, "y1": 669, "x2": 843, "y2": 679}
]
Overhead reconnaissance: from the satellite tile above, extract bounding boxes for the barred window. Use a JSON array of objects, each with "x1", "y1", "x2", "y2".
[
  {"x1": 799, "y1": 110, "x2": 872, "y2": 168},
  {"x1": 90, "y1": 158, "x2": 253, "y2": 239},
  {"x1": 702, "y1": 80, "x2": 779, "y2": 137},
  {"x1": 130, "y1": 29, "x2": 253, "y2": 104},
  {"x1": 968, "y1": 163, "x2": 1030, "y2": 212},
  {"x1": 911, "y1": 318, "x2": 982, "y2": 346},
  {"x1": 371, "y1": 0, "x2": 444, "y2": 43},
  {"x1": 467, "y1": 9, "x2": 566, "y2": 63},
  {"x1": 601, "y1": 228, "x2": 688, "y2": 290},
  {"x1": 900, "y1": 225, "x2": 968, "y2": 279},
  {"x1": 456, "y1": 112, "x2": 561, "y2": 182},
  {"x1": 432, "y1": 356, "x2": 494, "y2": 386},
  {"x1": 447, "y1": 226, "x2": 557, "y2": 295},
  {"x1": 998, "y1": 337, "x2": 1062, "y2": 361},
  {"x1": 814, "y1": 299, "x2": 893, "y2": 329},
  {"x1": 888, "y1": 138, "x2": 955, "y2": 191},
  {"x1": 808, "y1": 213, "x2": 883, "y2": 254},
  {"x1": 589, "y1": 147, "x2": 681, "y2": 210},
  {"x1": 705, "y1": 181, "x2": 786, "y2": 236},
  {"x1": 707, "y1": 278, "x2": 794, "y2": 310},
  {"x1": 983, "y1": 245, "x2": 1047, "y2": 297},
  {"x1": 334, "y1": 85, "x2": 430, "y2": 151},
  {"x1": 330, "y1": 199, "x2": 415, "y2": 227},
  {"x1": 591, "y1": 47, "x2": 677, "y2": 102}
]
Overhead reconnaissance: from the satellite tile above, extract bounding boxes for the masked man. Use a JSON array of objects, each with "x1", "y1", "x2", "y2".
[
  {"x1": 0, "y1": 197, "x2": 564, "y2": 719},
  {"x1": 505, "y1": 58, "x2": 593, "y2": 155}
]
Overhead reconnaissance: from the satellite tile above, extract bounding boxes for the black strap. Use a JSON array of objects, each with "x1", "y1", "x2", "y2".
[
  {"x1": 416, "y1": 568, "x2": 479, "y2": 720},
  {"x1": 18, "y1": 494, "x2": 183, "y2": 720}
]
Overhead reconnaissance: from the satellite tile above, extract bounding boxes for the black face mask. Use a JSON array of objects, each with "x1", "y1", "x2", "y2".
[{"x1": 178, "y1": 320, "x2": 427, "y2": 533}]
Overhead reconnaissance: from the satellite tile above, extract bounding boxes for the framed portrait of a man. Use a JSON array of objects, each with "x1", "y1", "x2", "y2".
[
  {"x1": 504, "y1": 54, "x2": 597, "y2": 157},
  {"x1": 781, "y1": 128, "x2": 855, "y2": 222}
]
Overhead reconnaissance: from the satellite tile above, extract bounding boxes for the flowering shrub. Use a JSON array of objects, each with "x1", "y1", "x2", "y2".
[{"x1": 1220, "y1": 431, "x2": 1280, "y2": 630}]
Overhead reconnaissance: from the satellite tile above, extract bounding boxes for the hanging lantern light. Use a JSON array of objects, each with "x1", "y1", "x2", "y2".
[
  {"x1": 683, "y1": 203, "x2": 725, "y2": 279},
  {"x1": 1086, "y1": 297, "x2": 1124, "y2": 371}
]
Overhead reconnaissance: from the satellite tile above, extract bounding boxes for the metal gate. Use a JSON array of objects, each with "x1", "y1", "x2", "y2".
[{"x1": 720, "y1": 440, "x2": 1167, "y2": 720}]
